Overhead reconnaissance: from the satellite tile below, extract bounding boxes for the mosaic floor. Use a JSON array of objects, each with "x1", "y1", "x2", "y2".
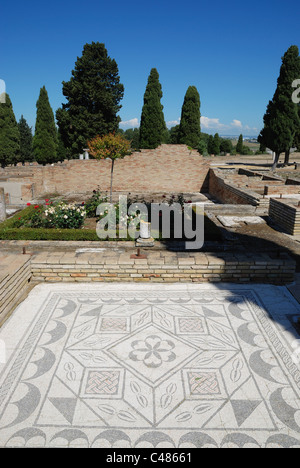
[{"x1": 0, "y1": 283, "x2": 300, "y2": 448}]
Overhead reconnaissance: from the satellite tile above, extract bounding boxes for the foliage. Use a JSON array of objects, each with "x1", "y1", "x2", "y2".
[
  {"x1": 168, "y1": 125, "x2": 180, "y2": 144},
  {"x1": 211, "y1": 133, "x2": 221, "y2": 155},
  {"x1": 139, "y1": 68, "x2": 167, "y2": 149},
  {"x1": 258, "y1": 45, "x2": 300, "y2": 169},
  {"x1": 18, "y1": 115, "x2": 33, "y2": 164},
  {"x1": 220, "y1": 138, "x2": 233, "y2": 155},
  {"x1": 178, "y1": 86, "x2": 201, "y2": 148},
  {"x1": 84, "y1": 190, "x2": 108, "y2": 217},
  {"x1": 88, "y1": 132, "x2": 131, "y2": 161},
  {"x1": 32, "y1": 86, "x2": 58, "y2": 165},
  {"x1": 11, "y1": 202, "x2": 86, "y2": 230},
  {"x1": 0, "y1": 94, "x2": 20, "y2": 167},
  {"x1": 120, "y1": 128, "x2": 140, "y2": 150},
  {"x1": 56, "y1": 42, "x2": 124, "y2": 158},
  {"x1": 57, "y1": 128, "x2": 67, "y2": 161},
  {"x1": 236, "y1": 134, "x2": 244, "y2": 154},
  {"x1": 88, "y1": 132, "x2": 131, "y2": 202},
  {"x1": 207, "y1": 135, "x2": 214, "y2": 155},
  {"x1": 44, "y1": 202, "x2": 87, "y2": 229}
]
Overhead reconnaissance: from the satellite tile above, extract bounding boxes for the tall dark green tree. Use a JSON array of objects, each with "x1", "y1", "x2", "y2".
[
  {"x1": 178, "y1": 86, "x2": 201, "y2": 148},
  {"x1": 236, "y1": 134, "x2": 244, "y2": 154},
  {"x1": 212, "y1": 133, "x2": 221, "y2": 155},
  {"x1": 56, "y1": 42, "x2": 124, "y2": 158},
  {"x1": 139, "y1": 68, "x2": 167, "y2": 149},
  {"x1": 32, "y1": 86, "x2": 58, "y2": 165},
  {"x1": 207, "y1": 134, "x2": 214, "y2": 155},
  {"x1": 18, "y1": 115, "x2": 33, "y2": 164},
  {"x1": 0, "y1": 94, "x2": 20, "y2": 167},
  {"x1": 258, "y1": 45, "x2": 300, "y2": 170}
]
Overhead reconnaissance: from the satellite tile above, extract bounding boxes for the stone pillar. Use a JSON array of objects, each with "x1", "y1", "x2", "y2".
[{"x1": 0, "y1": 188, "x2": 6, "y2": 222}]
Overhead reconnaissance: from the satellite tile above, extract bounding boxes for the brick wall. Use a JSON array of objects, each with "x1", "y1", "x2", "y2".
[
  {"x1": 30, "y1": 251, "x2": 296, "y2": 285},
  {"x1": 264, "y1": 185, "x2": 300, "y2": 196},
  {"x1": 269, "y1": 198, "x2": 300, "y2": 235},
  {"x1": 209, "y1": 169, "x2": 268, "y2": 210},
  {"x1": 0, "y1": 145, "x2": 211, "y2": 201}
]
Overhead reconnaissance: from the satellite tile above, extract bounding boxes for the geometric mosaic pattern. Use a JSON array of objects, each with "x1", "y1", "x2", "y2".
[
  {"x1": 188, "y1": 372, "x2": 221, "y2": 395},
  {"x1": 0, "y1": 283, "x2": 300, "y2": 447},
  {"x1": 85, "y1": 371, "x2": 120, "y2": 395}
]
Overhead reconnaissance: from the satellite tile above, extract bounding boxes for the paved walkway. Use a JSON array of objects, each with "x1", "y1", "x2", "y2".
[{"x1": 0, "y1": 282, "x2": 300, "y2": 448}]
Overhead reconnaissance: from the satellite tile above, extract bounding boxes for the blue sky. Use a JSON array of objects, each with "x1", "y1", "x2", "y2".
[{"x1": 1, "y1": 0, "x2": 300, "y2": 137}]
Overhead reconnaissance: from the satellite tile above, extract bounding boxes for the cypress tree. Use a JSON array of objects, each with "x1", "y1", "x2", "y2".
[
  {"x1": 207, "y1": 134, "x2": 214, "y2": 154},
  {"x1": 236, "y1": 134, "x2": 243, "y2": 154},
  {"x1": 139, "y1": 68, "x2": 167, "y2": 149},
  {"x1": 56, "y1": 42, "x2": 124, "y2": 158},
  {"x1": 0, "y1": 94, "x2": 20, "y2": 167},
  {"x1": 212, "y1": 133, "x2": 221, "y2": 155},
  {"x1": 18, "y1": 115, "x2": 33, "y2": 164},
  {"x1": 32, "y1": 86, "x2": 58, "y2": 165},
  {"x1": 178, "y1": 86, "x2": 201, "y2": 148},
  {"x1": 258, "y1": 45, "x2": 300, "y2": 169}
]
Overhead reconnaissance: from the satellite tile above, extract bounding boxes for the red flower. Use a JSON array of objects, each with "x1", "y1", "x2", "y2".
[
  {"x1": 27, "y1": 203, "x2": 31, "y2": 206},
  {"x1": 46, "y1": 203, "x2": 50, "y2": 206},
  {"x1": 45, "y1": 199, "x2": 49, "y2": 202},
  {"x1": 18, "y1": 217, "x2": 21, "y2": 220},
  {"x1": 34, "y1": 205, "x2": 39, "y2": 209}
]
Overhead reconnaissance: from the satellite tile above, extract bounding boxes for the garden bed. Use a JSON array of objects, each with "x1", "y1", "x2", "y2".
[{"x1": 0, "y1": 195, "x2": 222, "y2": 243}]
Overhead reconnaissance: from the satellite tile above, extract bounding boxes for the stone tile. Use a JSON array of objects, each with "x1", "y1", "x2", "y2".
[{"x1": 0, "y1": 283, "x2": 300, "y2": 447}]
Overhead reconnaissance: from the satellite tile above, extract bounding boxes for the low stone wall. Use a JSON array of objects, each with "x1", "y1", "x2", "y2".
[
  {"x1": 0, "y1": 255, "x2": 31, "y2": 324},
  {"x1": 264, "y1": 185, "x2": 300, "y2": 196},
  {"x1": 30, "y1": 251, "x2": 296, "y2": 285},
  {"x1": 209, "y1": 169, "x2": 269, "y2": 213},
  {"x1": 269, "y1": 198, "x2": 300, "y2": 235}
]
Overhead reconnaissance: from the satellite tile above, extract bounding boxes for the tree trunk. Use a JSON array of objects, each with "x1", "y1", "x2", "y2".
[
  {"x1": 284, "y1": 150, "x2": 290, "y2": 166},
  {"x1": 271, "y1": 152, "x2": 280, "y2": 171},
  {"x1": 110, "y1": 159, "x2": 115, "y2": 203}
]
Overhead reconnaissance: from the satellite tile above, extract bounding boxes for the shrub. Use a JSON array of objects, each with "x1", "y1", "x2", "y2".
[
  {"x1": 84, "y1": 190, "x2": 108, "y2": 218},
  {"x1": 44, "y1": 202, "x2": 86, "y2": 229}
]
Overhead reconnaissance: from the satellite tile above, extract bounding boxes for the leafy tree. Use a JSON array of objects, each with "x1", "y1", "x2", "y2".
[
  {"x1": 56, "y1": 42, "x2": 124, "y2": 157},
  {"x1": 88, "y1": 133, "x2": 131, "y2": 202},
  {"x1": 236, "y1": 134, "x2": 244, "y2": 154},
  {"x1": 32, "y1": 86, "x2": 58, "y2": 165},
  {"x1": 258, "y1": 45, "x2": 300, "y2": 170},
  {"x1": 57, "y1": 128, "x2": 67, "y2": 161},
  {"x1": 0, "y1": 94, "x2": 20, "y2": 167},
  {"x1": 169, "y1": 125, "x2": 180, "y2": 144},
  {"x1": 220, "y1": 138, "x2": 233, "y2": 155},
  {"x1": 259, "y1": 141, "x2": 267, "y2": 153},
  {"x1": 211, "y1": 133, "x2": 221, "y2": 155},
  {"x1": 197, "y1": 139, "x2": 207, "y2": 155},
  {"x1": 18, "y1": 115, "x2": 33, "y2": 164},
  {"x1": 123, "y1": 128, "x2": 140, "y2": 150},
  {"x1": 139, "y1": 68, "x2": 167, "y2": 149},
  {"x1": 178, "y1": 86, "x2": 201, "y2": 148}
]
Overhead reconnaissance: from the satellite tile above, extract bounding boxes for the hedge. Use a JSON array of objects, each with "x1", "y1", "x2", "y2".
[{"x1": 0, "y1": 207, "x2": 221, "y2": 242}]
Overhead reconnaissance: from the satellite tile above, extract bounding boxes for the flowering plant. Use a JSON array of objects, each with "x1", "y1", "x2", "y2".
[{"x1": 44, "y1": 202, "x2": 86, "y2": 229}]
